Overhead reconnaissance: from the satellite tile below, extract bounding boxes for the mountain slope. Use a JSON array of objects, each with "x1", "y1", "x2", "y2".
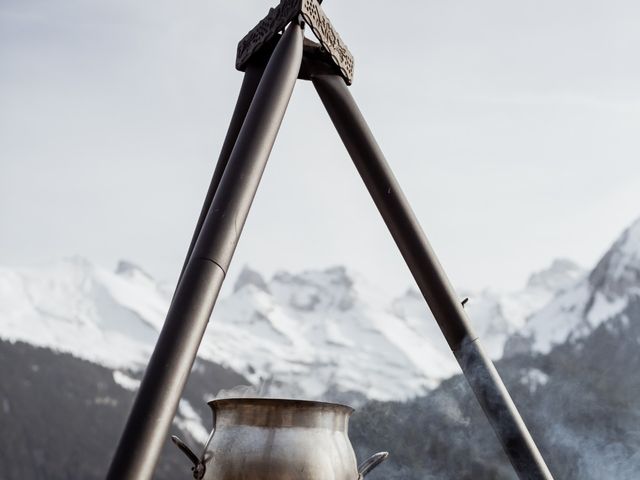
[{"x1": 0, "y1": 338, "x2": 246, "y2": 480}]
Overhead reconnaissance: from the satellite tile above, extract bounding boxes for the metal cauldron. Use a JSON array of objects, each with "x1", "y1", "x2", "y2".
[{"x1": 173, "y1": 398, "x2": 388, "y2": 479}]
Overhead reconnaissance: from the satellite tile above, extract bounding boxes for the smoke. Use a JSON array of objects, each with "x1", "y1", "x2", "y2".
[{"x1": 545, "y1": 422, "x2": 640, "y2": 480}]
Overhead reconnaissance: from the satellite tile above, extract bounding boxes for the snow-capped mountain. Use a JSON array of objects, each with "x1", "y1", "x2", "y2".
[
  {"x1": 4, "y1": 218, "x2": 640, "y2": 480},
  {"x1": 392, "y1": 258, "x2": 584, "y2": 359},
  {"x1": 0, "y1": 254, "x2": 583, "y2": 403},
  {"x1": 202, "y1": 267, "x2": 459, "y2": 401},
  {"x1": 506, "y1": 217, "x2": 640, "y2": 356},
  {"x1": 359, "y1": 218, "x2": 640, "y2": 480},
  {"x1": 0, "y1": 256, "x2": 167, "y2": 368}
]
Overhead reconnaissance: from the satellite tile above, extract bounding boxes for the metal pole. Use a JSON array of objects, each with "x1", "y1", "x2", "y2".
[
  {"x1": 174, "y1": 64, "x2": 265, "y2": 290},
  {"x1": 312, "y1": 73, "x2": 554, "y2": 480},
  {"x1": 106, "y1": 21, "x2": 304, "y2": 480}
]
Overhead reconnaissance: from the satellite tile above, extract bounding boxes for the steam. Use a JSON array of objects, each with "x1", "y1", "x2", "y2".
[
  {"x1": 214, "y1": 384, "x2": 265, "y2": 400},
  {"x1": 213, "y1": 377, "x2": 284, "y2": 400},
  {"x1": 212, "y1": 376, "x2": 360, "y2": 405}
]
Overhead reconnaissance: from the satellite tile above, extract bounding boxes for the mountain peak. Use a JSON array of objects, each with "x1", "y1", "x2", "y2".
[
  {"x1": 115, "y1": 260, "x2": 155, "y2": 285},
  {"x1": 270, "y1": 266, "x2": 358, "y2": 312},
  {"x1": 589, "y1": 217, "x2": 640, "y2": 299},
  {"x1": 233, "y1": 266, "x2": 269, "y2": 293},
  {"x1": 617, "y1": 216, "x2": 640, "y2": 255},
  {"x1": 525, "y1": 258, "x2": 584, "y2": 292},
  {"x1": 507, "y1": 217, "x2": 640, "y2": 357}
]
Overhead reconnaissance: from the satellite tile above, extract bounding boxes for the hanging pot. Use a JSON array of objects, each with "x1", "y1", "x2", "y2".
[{"x1": 173, "y1": 398, "x2": 388, "y2": 479}]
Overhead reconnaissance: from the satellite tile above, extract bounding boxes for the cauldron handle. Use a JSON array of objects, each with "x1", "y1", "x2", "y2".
[
  {"x1": 358, "y1": 451, "x2": 389, "y2": 478},
  {"x1": 172, "y1": 407, "x2": 216, "y2": 479},
  {"x1": 171, "y1": 435, "x2": 207, "y2": 479}
]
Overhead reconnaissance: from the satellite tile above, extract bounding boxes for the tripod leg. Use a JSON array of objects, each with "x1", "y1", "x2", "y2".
[
  {"x1": 312, "y1": 74, "x2": 554, "y2": 480},
  {"x1": 106, "y1": 21, "x2": 304, "y2": 480},
  {"x1": 174, "y1": 63, "x2": 265, "y2": 291}
]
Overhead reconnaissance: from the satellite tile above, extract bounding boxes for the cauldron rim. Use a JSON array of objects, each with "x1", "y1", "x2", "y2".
[{"x1": 207, "y1": 397, "x2": 354, "y2": 415}]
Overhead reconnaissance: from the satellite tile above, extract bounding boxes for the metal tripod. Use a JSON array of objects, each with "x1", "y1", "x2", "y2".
[{"x1": 106, "y1": 3, "x2": 554, "y2": 480}]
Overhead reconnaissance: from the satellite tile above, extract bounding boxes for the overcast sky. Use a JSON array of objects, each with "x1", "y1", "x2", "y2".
[{"x1": 1, "y1": 0, "x2": 640, "y2": 298}]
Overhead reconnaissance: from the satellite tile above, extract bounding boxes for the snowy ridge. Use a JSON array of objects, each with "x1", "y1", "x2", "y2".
[
  {"x1": 0, "y1": 257, "x2": 164, "y2": 368},
  {"x1": 393, "y1": 258, "x2": 584, "y2": 359},
  {"x1": 509, "y1": 218, "x2": 640, "y2": 355},
  {"x1": 201, "y1": 267, "x2": 460, "y2": 401},
  {"x1": 0, "y1": 256, "x2": 584, "y2": 402}
]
